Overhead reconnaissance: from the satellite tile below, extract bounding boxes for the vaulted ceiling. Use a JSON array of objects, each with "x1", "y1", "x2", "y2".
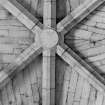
[{"x1": 0, "y1": 0, "x2": 105, "y2": 105}]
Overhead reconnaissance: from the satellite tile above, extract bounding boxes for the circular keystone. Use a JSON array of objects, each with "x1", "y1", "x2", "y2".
[{"x1": 40, "y1": 29, "x2": 59, "y2": 49}]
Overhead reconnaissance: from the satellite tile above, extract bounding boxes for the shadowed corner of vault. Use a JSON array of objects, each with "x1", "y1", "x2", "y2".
[{"x1": 65, "y1": 1, "x2": 105, "y2": 77}]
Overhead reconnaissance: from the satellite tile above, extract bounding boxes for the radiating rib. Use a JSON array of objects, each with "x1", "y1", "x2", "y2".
[
  {"x1": 56, "y1": 43, "x2": 105, "y2": 92},
  {"x1": 0, "y1": 0, "x2": 43, "y2": 34},
  {"x1": 43, "y1": 0, "x2": 56, "y2": 28},
  {"x1": 42, "y1": 0, "x2": 56, "y2": 105},
  {"x1": 42, "y1": 48, "x2": 56, "y2": 105},
  {"x1": 0, "y1": 42, "x2": 42, "y2": 89},
  {"x1": 57, "y1": 0, "x2": 105, "y2": 36}
]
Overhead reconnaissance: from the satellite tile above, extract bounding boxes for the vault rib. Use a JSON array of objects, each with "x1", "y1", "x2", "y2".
[
  {"x1": 56, "y1": 43, "x2": 105, "y2": 92},
  {"x1": 42, "y1": 0, "x2": 57, "y2": 105},
  {"x1": 57, "y1": 0, "x2": 105, "y2": 36},
  {"x1": 43, "y1": 0, "x2": 56, "y2": 28},
  {"x1": 42, "y1": 48, "x2": 56, "y2": 105},
  {"x1": 0, "y1": 42, "x2": 42, "y2": 89}
]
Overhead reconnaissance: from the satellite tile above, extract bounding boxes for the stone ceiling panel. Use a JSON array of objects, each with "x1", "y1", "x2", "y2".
[{"x1": 65, "y1": 2, "x2": 105, "y2": 74}]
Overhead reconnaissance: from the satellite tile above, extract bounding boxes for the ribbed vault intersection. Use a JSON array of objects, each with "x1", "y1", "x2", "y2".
[{"x1": 0, "y1": 0, "x2": 105, "y2": 105}]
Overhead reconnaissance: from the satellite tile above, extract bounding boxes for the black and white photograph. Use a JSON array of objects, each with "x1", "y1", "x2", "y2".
[{"x1": 0, "y1": 0, "x2": 104, "y2": 105}]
